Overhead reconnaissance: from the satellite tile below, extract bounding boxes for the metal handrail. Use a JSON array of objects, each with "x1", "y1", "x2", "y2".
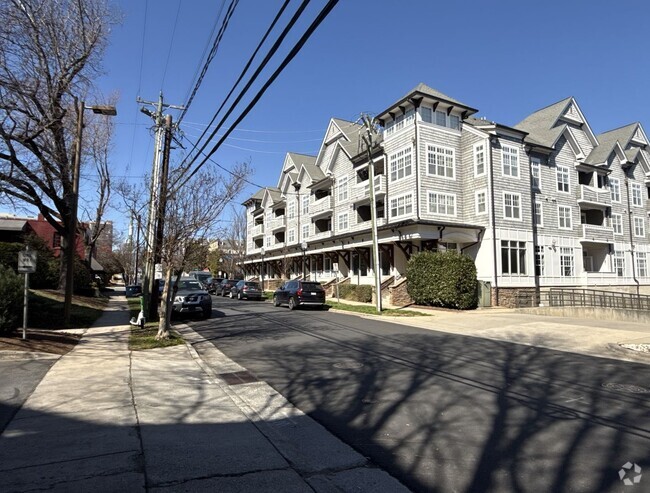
[{"x1": 547, "y1": 288, "x2": 650, "y2": 311}]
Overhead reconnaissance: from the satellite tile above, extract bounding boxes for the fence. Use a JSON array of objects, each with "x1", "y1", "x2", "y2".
[{"x1": 512, "y1": 287, "x2": 650, "y2": 311}]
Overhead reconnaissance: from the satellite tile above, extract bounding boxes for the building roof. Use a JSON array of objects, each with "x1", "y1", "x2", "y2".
[
  {"x1": 377, "y1": 83, "x2": 478, "y2": 121},
  {"x1": 287, "y1": 152, "x2": 316, "y2": 168},
  {"x1": 301, "y1": 162, "x2": 325, "y2": 182},
  {"x1": 514, "y1": 97, "x2": 572, "y2": 148},
  {"x1": 584, "y1": 124, "x2": 637, "y2": 164},
  {"x1": 0, "y1": 219, "x2": 28, "y2": 231}
]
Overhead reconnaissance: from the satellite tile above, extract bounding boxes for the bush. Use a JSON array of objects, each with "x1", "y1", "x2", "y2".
[
  {"x1": 406, "y1": 250, "x2": 478, "y2": 310},
  {"x1": 337, "y1": 283, "x2": 373, "y2": 303},
  {"x1": 0, "y1": 236, "x2": 58, "y2": 289},
  {"x1": 0, "y1": 265, "x2": 23, "y2": 333}
]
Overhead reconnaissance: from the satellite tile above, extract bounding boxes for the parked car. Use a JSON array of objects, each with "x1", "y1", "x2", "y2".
[
  {"x1": 231, "y1": 280, "x2": 263, "y2": 300},
  {"x1": 189, "y1": 271, "x2": 213, "y2": 288},
  {"x1": 206, "y1": 277, "x2": 223, "y2": 294},
  {"x1": 273, "y1": 280, "x2": 326, "y2": 310},
  {"x1": 125, "y1": 285, "x2": 142, "y2": 298},
  {"x1": 219, "y1": 279, "x2": 240, "y2": 297},
  {"x1": 172, "y1": 278, "x2": 212, "y2": 318}
]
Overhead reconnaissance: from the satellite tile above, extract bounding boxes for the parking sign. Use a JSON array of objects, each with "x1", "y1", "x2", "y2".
[{"x1": 18, "y1": 250, "x2": 37, "y2": 273}]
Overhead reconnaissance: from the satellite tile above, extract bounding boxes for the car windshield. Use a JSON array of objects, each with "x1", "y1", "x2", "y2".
[
  {"x1": 178, "y1": 280, "x2": 203, "y2": 291},
  {"x1": 245, "y1": 282, "x2": 259, "y2": 288},
  {"x1": 302, "y1": 282, "x2": 323, "y2": 290}
]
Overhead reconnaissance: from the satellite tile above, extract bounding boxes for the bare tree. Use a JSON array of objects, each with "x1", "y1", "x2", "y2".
[
  {"x1": 157, "y1": 160, "x2": 251, "y2": 339},
  {"x1": 0, "y1": 0, "x2": 118, "y2": 293}
]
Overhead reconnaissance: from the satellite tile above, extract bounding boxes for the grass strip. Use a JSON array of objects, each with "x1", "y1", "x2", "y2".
[
  {"x1": 326, "y1": 300, "x2": 429, "y2": 316},
  {"x1": 127, "y1": 298, "x2": 184, "y2": 350}
]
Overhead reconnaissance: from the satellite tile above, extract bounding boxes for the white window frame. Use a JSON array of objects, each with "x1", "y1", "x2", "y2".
[
  {"x1": 531, "y1": 157, "x2": 541, "y2": 190},
  {"x1": 556, "y1": 166, "x2": 570, "y2": 193},
  {"x1": 613, "y1": 250, "x2": 625, "y2": 277},
  {"x1": 474, "y1": 142, "x2": 485, "y2": 177},
  {"x1": 500, "y1": 240, "x2": 527, "y2": 275},
  {"x1": 632, "y1": 183, "x2": 643, "y2": 207},
  {"x1": 420, "y1": 106, "x2": 432, "y2": 123},
  {"x1": 612, "y1": 213, "x2": 623, "y2": 235},
  {"x1": 560, "y1": 247, "x2": 574, "y2": 277},
  {"x1": 610, "y1": 177, "x2": 621, "y2": 202},
  {"x1": 535, "y1": 245, "x2": 545, "y2": 276},
  {"x1": 287, "y1": 199, "x2": 295, "y2": 220},
  {"x1": 287, "y1": 229, "x2": 296, "y2": 243},
  {"x1": 389, "y1": 146, "x2": 413, "y2": 183},
  {"x1": 633, "y1": 216, "x2": 645, "y2": 237},
  {"x1": 337, "y1": 212, "x2": 349, "y2": 232},
  {"x1": 534, "y1": 201, "x2": 543, "y2": 227},
  {"x1": 475, "y1": 189, "x2": 487, "y2": 215},
  {"x1": 428, "y1": 192, "x2": 456, "y2": 216},
  {"x1": 301, "y1": 195, "x2": 309, "y2": 215},
  {"x1": 390, "y1": 193, "x2": 413, "y2": 218},
  {"x1": 337, "y1": 176, "x2": 349, "y2": 202},
  {"x1": 558, "y1": 205, "x2": 572, "y2": 230},
  {"x1": 501, "y1": 145, "x2": 520, "y2": 178},
  {"x1": 265, "y1": 235, "x2": 272, "y2": 248},
  {"x1": 301, "y1": 224, "x2": 310, "y2": 240},
  {"x1": 636, "y1": 252, "x2": 648, "y2": 277},
  {"x1": 426, "y1": 144, "x2": 455, "y2": 179},
  {"x1": 503, "y1": 192, "x2": 522, "y2": 220}
]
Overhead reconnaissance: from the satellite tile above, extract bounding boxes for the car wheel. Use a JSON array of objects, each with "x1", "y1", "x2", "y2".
[
  {"x1": 273, "y1": 296, "x2": 280, "y2": 307},
  {"x1": 288, "y1": 297, "x2": 297, "y2": 310},
  {"x1": 229, "y1": 290, "x2": 233, "y2": 298}
]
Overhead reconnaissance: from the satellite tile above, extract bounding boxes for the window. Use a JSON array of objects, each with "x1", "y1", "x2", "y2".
[
  {"x1": 287, "y1": 199, "x2": 295, "y2": 220},
  {"x1": 389, "y1": 147, "x2": 413, "y2": 182},
  {"x1": 474, "y1": 143, "x2": 485, "y2": 176},
  {"x1": 633, "y1": 216, "x2": 645, "y2": 237},
  {"x1": 266, "y1": 211, "x2": 272, "y2": 225},
  {"x1": 287, "y1": 229, "x2": 296, "y2": 243},
  {"x1": 557, "y1": 166, "x2": 570, "y2": 193},
  {"x1": 636, "y1": 252, "x2": 648, "y2": 277},
  {"x1": 265, "y1": 236, "x2": 272, "y2": 248},
  {"x1": 301, "y1": 195, "x2": 309, "y2": 215},
  {"x1": 435, "y1": 110, "x2": 446, "y2": 126},
  {"x1": 420, "y1": 107, "x2": 432, "y2": 123},
  {"x1": 558, "y1": 206, "x2": 572, "y2": 229},
  {"x1": 613, "y1": 250, "x2": 625, "y2": 277},
  {"x1": 52, "y1": 233, "x2": 61, "y2": 249},
  {"x1": 337, "y1": 176, "x2": 349, "y2": 202},
  {"x1": 560, "y1": 247, "x2": 574, "y2": 276},
  {"x1": 449, "y1": 115, "x2": 460, "y2": 130},
  {"x1": 610, "y1": 178, "x2": 621, "y2": 202},
  {"x1": 632, "y1": 183, "x2": 643, "y2": 207},
  {"x1": 390, "y1": 194, "x2": 413, "y2": 218},
  {"x1": 302, "y1": 224, "x2": 310, "y2": 240},
  {"x1": 612, "y1": 213, "x2": 623, "y2": 235},
  {"x1": 428, "y1": 192, "x2": 456, "y2": 216},
  {"x1": 430, "y1": 110, "x2": 461, "y2": 130},
  {"x1": 427, "y1": 144, "x2": 455, "y2": 178},
  {"x1": 475, "y1": 190, "x2": 487, "y2": 214},
  {"x1": 501, "y1": 240, "x2": 526, "y2": 275},
  {"x1": 535, "y1": 245, "x2": 544, "y2": 276},
  {"x1": 534, "y1": 201, "x2": 543, "y2": 227},
  {"x1": 531, "y1": 157, "x2": 541, "y2": 190},
  {"x1": 502, "y1": 145, "x2": 519, "y2": 177},
  {"x1": 503, "y1": 192, "x2": 521, "y2": 220},
  {"x1": 337, "y1": 212, "x2": 349, "y2": 231}
]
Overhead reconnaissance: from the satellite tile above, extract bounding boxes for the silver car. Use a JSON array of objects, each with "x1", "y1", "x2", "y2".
[
  {"x1": 231, "y1": 280, "x2": 263, "y2": 301},
  {"x1": 172, "y1": 278, "x2": 212, "y2": 318}
]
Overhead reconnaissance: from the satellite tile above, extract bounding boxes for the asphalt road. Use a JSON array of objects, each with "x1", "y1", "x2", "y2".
[
  {"x1": 0, "y1": 357, "x2": 57, "y2": 433},
  {"x1": 191, "y1": 295, "x2": 650, "y2": 492}
]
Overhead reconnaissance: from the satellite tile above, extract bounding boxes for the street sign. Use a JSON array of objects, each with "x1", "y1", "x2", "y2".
[{"x1": 18, "y1": 250, "x2": 37, "y2": 274}]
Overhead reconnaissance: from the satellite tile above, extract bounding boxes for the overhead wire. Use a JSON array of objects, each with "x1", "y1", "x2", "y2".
[{"x1": 160, "y1": 0, "x2": 183, "y2": 90}]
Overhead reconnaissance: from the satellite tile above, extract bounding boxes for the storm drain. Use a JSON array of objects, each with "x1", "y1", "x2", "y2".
[
  {"x1": 218, "y1": 371, "x2": 260, "y2": 386},
  {"x1": 601, "y1": 382, "x2": 650, "y2": 394}
]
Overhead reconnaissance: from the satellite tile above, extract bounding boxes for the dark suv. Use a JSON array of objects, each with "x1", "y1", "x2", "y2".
[
  {"x1": 273, "y1": 280, "x2": 325, "y2": 310},
  {"x1": 219, "y1": 279, "x2": 240, "y2": 297}
]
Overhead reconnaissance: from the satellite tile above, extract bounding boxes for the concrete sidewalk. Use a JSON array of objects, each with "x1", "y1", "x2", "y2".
[{"x1": 0, "y1": 295, "x2": 409, "y2": 493}]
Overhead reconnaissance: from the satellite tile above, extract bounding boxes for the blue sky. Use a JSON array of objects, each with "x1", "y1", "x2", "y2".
[{"x1": 89, "y1": 0, "x2": 650, "y2": 237}]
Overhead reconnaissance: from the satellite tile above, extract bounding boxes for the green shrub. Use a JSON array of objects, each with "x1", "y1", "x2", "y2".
[
  {"x1": 337, "y1": 283, "x2": 373, "y2": 302},
  {"x1": 0, "y1": 265, "x2": 23, "y2": 333},
  {"x1": 356, "y1": 285, "x2": 373, "y2": 303},
  {"x1": 0, "y1": 237, "x2": 58, "y2": 289},
  {"x1": 406, "y1": 250, "x2": 478, "y2": 310}
]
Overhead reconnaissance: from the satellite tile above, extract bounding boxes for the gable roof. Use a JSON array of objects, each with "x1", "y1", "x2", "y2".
[
  {"x1": 241, "y1": 188, "x2": 265, "y2": 206},
  {"x1": 585, "y1": 123, "x2": 637, "y2": 165},
  {"x1": 514, "y1": 98, "x2": 571, "y2": 148}
]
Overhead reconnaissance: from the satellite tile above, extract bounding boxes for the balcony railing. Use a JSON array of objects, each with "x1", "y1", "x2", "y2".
[
  {"x1": 250, "y1": 224, "x2": 264, "y2": 238},
  {"x1": 311, "y1": 230, "x2": 333, "y2": 241},
  {"x1": 351, "y1": 175, "x2": 387, "y2": 204},
  {"x1": 311, "y1": 195, "x2": 334, "y2": 216},
  {"x1": 269, "y1": 216, "x2": 286, "y2": 231},
  {"x1": 581, "y1": 223, "x2": 613, "y2": 243},
  {"x1": 578, "y1": 185, "x2": 611, "y2": 207}
]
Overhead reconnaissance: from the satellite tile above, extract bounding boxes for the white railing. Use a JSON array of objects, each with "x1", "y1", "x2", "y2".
[
  {"x1": 269, "y1": 216, "x2": 286, "y2": 231},
  {"x1": 350, "y1": 175, "x2": 387, "y2": 203},
  {"x1": 579, "y1": 185, "x2": 611, "y2": 206},
  {"x1": 311, "y1": 230, "x2": 333, "y2": 241},
  {"x1": 311, "y1": 195, "x2": 334, "y2": 216},
  {"x1": 250, "y1": 224, "x2": 264, "y2": 237},
  {"x1": 581, "y1": 223, "x2": 613, "y2": 243}
]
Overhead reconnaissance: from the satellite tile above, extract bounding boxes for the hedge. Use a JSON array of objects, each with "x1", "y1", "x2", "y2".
[
  {"x1": 0, "y1": 265, "x2": 23, "y2": 334},
  {"x1": 0, "y1": 236, "x2": 58, "y2": 289},
  {"x1": 337, "y1": 284, "x2": 373, "y2": 303},
  {"x1": 406, "y1": 250, "x2": 478, "y2": 310}
]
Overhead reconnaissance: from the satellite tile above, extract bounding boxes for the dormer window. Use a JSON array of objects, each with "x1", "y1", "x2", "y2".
[{"x1": 420, "y1": 105, "x2": 461, "y2": 130}]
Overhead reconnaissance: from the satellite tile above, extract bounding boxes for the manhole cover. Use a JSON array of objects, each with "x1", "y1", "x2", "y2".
[
  {"x1": 333, "y1": 361, "x2": 364, "y2": 369},
  {"x1": 601, "y1": 382, "x2": 650, "y2": 394}
]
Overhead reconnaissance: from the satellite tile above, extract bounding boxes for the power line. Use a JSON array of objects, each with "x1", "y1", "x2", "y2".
[
  {"x1": 174, "y1": 0, "x2": 340, "y2": 192},
  {"x1": 160, "y1": 0, "x2": 183, "y2": 89}
]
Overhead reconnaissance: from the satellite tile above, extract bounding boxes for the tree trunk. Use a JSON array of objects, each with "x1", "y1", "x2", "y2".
[{"x1": 156, "y1": 267, "x2": 174, "y2": 340}]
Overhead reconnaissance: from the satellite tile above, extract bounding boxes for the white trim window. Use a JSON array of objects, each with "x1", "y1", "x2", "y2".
[
  {"x1": 420, "y1": 106, "x2": 432, "y2": 123},
  {"x1": 558, "y1": 205, "x2": 572, "y2": 229},
  {"x1": 390, "y1": 194, "x2": 413, "y2": 218},
  {"x1": 475, "y1": 190, "x2": 487, "y2": 215},
  {"x1": 633, "y1": 216, "x2": 645, "y2": 237},
  {"x1": 337, "y1": 212, "x2": 349, "y2": 232},
  {"x1": 556, "y1": 166, "x2": 570, "y2": 193},
  {"x1": 535, "y1": 245, "x2": 544, "y2": 276},
  {"x1": 265, "y1": 235, "x2": 272, "y2": 248},
  {"x1": 337, "y1": 176, "x2": 349, "y2": 202},
  {"x1": 389, "y1": 147, "x2": 413, "y2": 182},
  {"x1": 613, "y1": 250, "x2": 625, "y2": 276},
  {"x1": 428, "y1": 192, "x2": 456, "y2": 216},
  {"x1": 610, "y1": 178, "x2": 621, "y2": 202},
  {"x1": 612, "y1": 213, "x2": 623, "y2": 235},
  {"x1": 301, "y1": 224, "x2": 310, "y2": 240},
  {"x1": 503, "y1": 192, "x2": 521, "y2": 220},
  {"x1": 636, "y1": 252, "x2": 648, "y2": 277},
  {"x1": 534, "y1": 201, "x2": 543, "y2": 227},
  {"x1": 287, "y1": 199, "x2": 296, "y2": 220},
  {"x1": 560, "y1": 247, "x2": 574, "y2": 277},
  {"x1": 631, "y1": 183, "x2": 643, "y2": 207},
  {"x1": 531, "y1": 157, "x2": 541, "y2": 190},
  {"x1": 427, "y1": 144, "x2": 455, "y2": 179},
  {"x1": 474, "y1": 143, "x2": 485, "y2": 176},
  {"x1": 501, "y1": 240, "x2": 526, "y2": 275},
  {"x1": 502, "y1": 145, "x2": 519, "y2": 178},
  {"x1": 266, "y1": 211, "x2": 273, "y2": 225},
  {"x1": 287, "y1": 229, "x2": 296, "y2": 243},
  {"x1": 301, "y1": 194, "x2": 309, "y2": 215}
]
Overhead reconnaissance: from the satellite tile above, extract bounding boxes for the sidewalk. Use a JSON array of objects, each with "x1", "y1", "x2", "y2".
[{"x1": 0, "y1": 295, "x2": 409, "y2": 493}]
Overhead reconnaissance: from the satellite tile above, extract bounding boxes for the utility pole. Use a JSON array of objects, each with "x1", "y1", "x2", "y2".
[
  {"x1": 361, "y1": 114, "x2": 382, "y2": 313},
  {"x1": 137, "y1": 93, "x2": 184, "y2": 321}
]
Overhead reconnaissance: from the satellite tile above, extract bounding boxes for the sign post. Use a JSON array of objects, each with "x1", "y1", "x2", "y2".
[{"x1": 18, "y1": 247, "x2": 37, "y2": 340}]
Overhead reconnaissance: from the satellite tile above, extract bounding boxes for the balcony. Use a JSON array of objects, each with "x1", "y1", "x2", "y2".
[
  {"x1": 310, "y1": 195, "x2": 334, "y2": 219},
  {"x1": 311, "y1": 230, "x2": 333, "y2": 242},
  {"x1": 269, "y1": 216, "x2": 286, "y2": 232},
  {"x1": 250, "y1": 224, "x2": 264, "y2": 238},
  {"x1": 580, "y1": 223, "x2": 613, "y2": 243},
  {"x1": 267, "y1": 241, "x2": 285, "y2": 251},
  {"x1": 351, "y1": 175, "x2": 387, "y2": 204},
  {"x1": 577, "y1": 185, "x2": 610, "y2": 208}
]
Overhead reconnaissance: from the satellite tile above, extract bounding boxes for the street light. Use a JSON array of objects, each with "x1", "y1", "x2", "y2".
[
  {"x1": 260, "y1": 247, "x2": 265, "y2": 292},
  {"x1": 301, "y1": 241, "x2": 308, "y2": 279},
  {"x1": 63, "y1": 99, "x2": 117, "y2": 326}
]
